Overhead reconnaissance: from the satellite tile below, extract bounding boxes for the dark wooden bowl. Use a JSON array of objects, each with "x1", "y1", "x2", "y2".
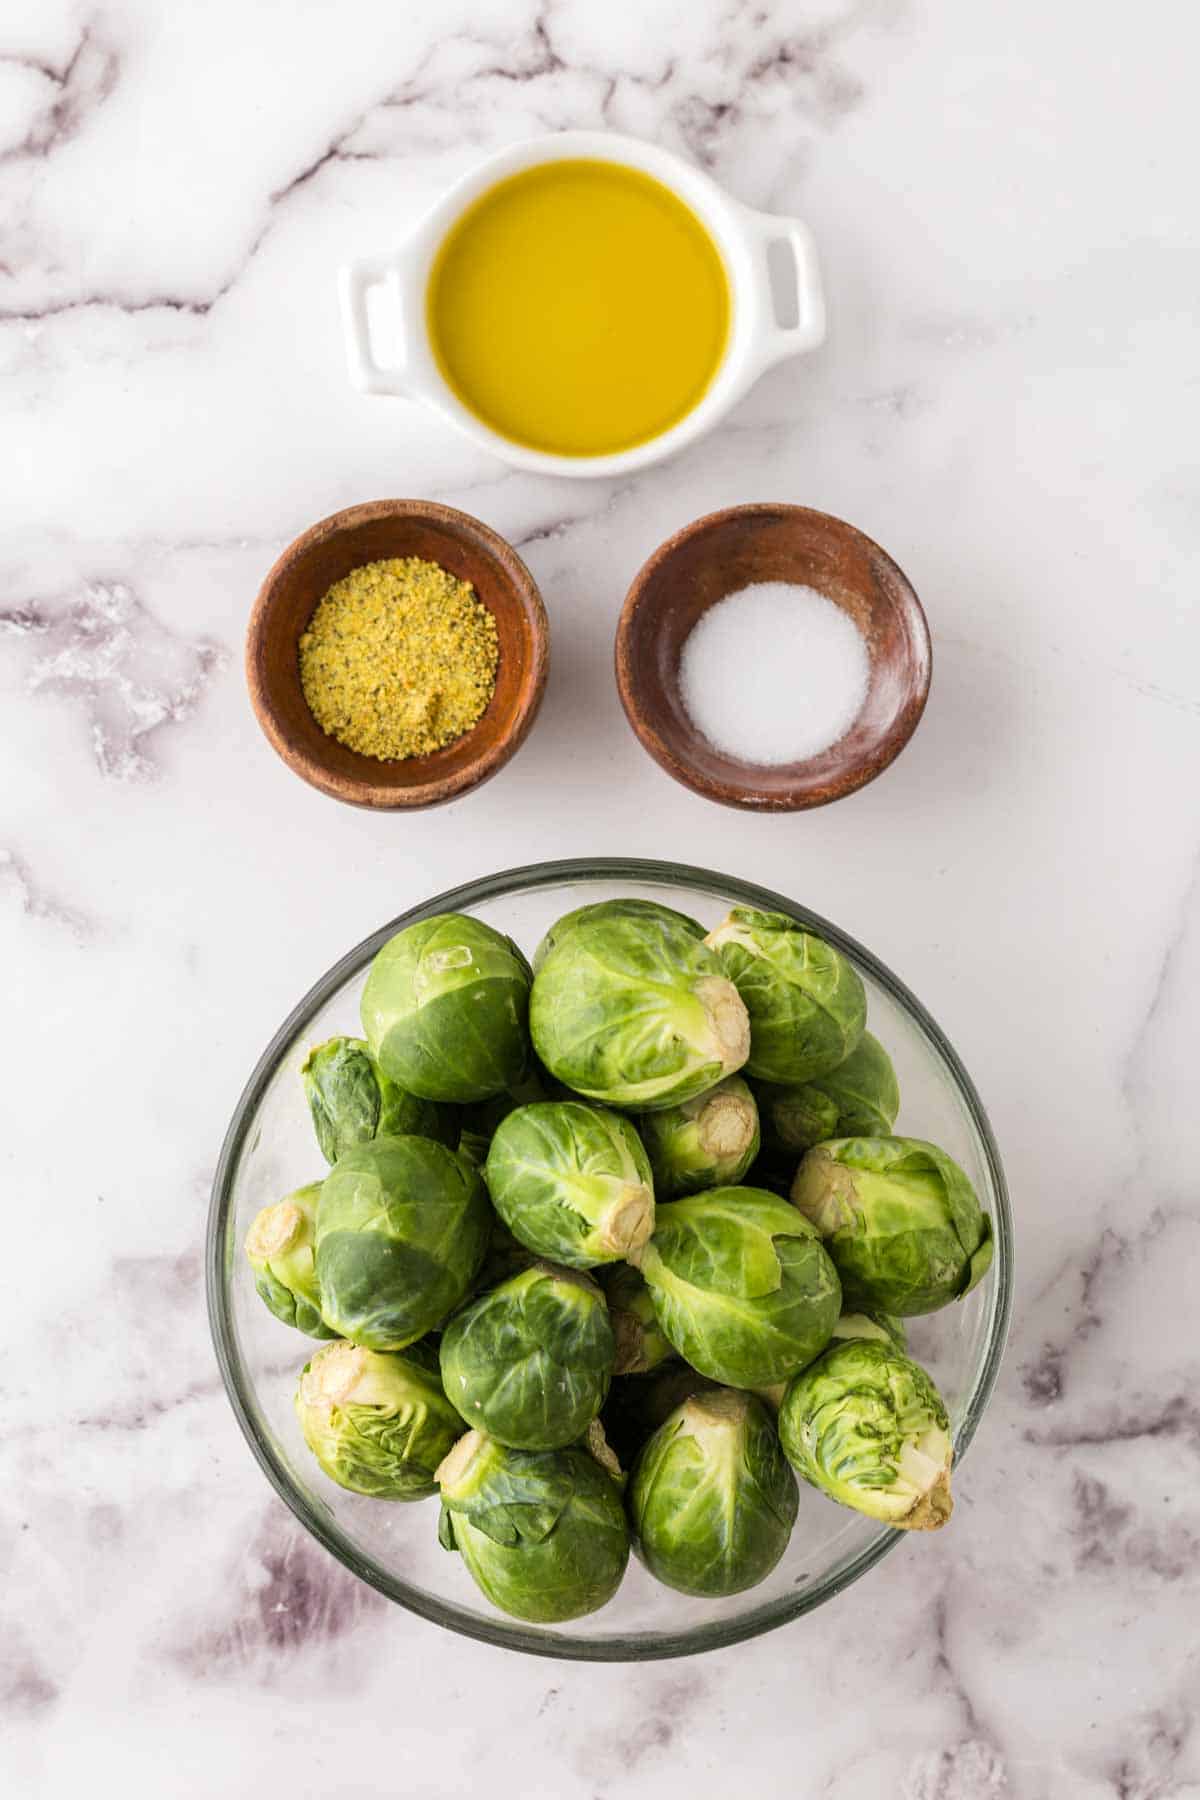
[
  {"x1": 615, "y1": 504, "x2": 931, "y2": 812},
  {"x1": 246, "y1": 500, "x2": 549, "y2": 809}
]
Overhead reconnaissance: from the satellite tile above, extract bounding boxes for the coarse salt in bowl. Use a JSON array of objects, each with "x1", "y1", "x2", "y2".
[
  {"x1": 615, "y1": 504, "x2": 933, "y2": 812},
  {"x1": 678, "y1": 580, "x2": 870, "y2": 766}
]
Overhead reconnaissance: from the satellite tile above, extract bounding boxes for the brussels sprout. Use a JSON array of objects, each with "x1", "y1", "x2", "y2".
[
  {"x1": 600, "y1": 1264, "x2": 674, "y2": 1376},
  {"x1": 244, "y1": 1184, "x2": 335, "y2": 1338},
  {"x1": 601, "y1": 1364, "x2": 718, "y2": 1469},
  {"x1": 705, "y1": 908, "x2": 866, "y2": 1084},
  {"x1": 361, "y1": 914, "x2": 532, "y2": 1104},
  {"x1": 484, "y1": 1101, "x2": 655, "y2": 1268},
  {"x1": 832, "y1": 1308, "x2": 907, "y2": 1352},
  {"x1": 302, "y1": 1035, "x2": 458, "y2": 1164},
  {"x1": 439, "y1": 1264, "x2": 614, "y2": 1450},
  {"x1": 758, "y1": 1031, "x2": 900, "y2": 1156},
  {"x1": 530, "y1": 909, "x2": 749, "y2": 1111},
  {"x1": 637, "y1": 1188, "x2": 841, "y2": 1388},
  {"x1": 295, "y1": 1339, "x2": 464, "y2": 1499},
  {"x1": 532, "y1": 898, "x2": 704, "y2": 974},
  {"x1": 778, "y1": 1339, "x2": 953, "y2": 1530},
  {"x1": 638, "y1": 1076, "x2": 760, "y2": 1199},
  {"x1": 436, "y1": 1432, "x2": 629, "y2": 1622},
  {"x1": 316, "y1": 1135, "x2": 491, "y2": 1349},
  {"x1": 791, "y1": 1136, "x2": 994, "y2": 1316},
  {"x1": 630, "y1": 1390, "x2": 798, "y2": 1596}
]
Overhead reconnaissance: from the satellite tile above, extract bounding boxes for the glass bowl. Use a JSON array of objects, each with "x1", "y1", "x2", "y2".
[{"x1": 206, "y1": 858, "x2": 1012, "y2": 1661}]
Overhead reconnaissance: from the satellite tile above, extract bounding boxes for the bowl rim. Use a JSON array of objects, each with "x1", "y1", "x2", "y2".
[
  {"x1": 245, "y1": 498, "x2": 550, "y2": 811},
  {"x1": 615, "y1": 503, "x2": 933, "y2": 812},
  {"x1": 206, "y1": 857, "x2": 1012, "y2": 1661}
]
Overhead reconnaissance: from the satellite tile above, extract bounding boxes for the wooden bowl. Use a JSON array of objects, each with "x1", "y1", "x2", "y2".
[
  {"x1": 615, "y1": 504, "x2": 931, "y2": 812},
  {"x1": 246, "y1": 500, "x2": 549, "y2": 809}
]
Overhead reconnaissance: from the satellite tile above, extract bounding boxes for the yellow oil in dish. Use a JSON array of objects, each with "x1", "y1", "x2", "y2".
[{"x1": 426, "y1": 160, "x2": 730, "y2": 458}]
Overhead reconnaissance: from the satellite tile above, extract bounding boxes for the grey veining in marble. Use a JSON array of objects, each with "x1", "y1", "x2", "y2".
[{"x1": 3, "y1": 0, "x2": 1199, "y2": 1795}]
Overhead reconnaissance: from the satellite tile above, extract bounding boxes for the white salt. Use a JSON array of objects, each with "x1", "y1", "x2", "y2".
[{"x1": 678, "y1": 581, "x2": 870, "y2": 766}]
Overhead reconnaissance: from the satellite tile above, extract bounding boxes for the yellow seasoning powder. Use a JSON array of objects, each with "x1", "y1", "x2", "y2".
[{"x1": 298, "y1": 557, "x2": 500, "y2": 761}]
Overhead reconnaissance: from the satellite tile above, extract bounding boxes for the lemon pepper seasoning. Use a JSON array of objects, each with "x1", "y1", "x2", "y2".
[{"x1": 299, "y1": 557, "x2": 499, "y2": 761}]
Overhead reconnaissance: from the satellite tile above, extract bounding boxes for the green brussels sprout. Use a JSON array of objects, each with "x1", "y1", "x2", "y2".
[
  {"x1": 637, "y1": 1187, "x2": 841, "y2": 1389},
  {"x1": 436, "y1": 1432, "x2": 629, "y2": 1622},
  {"x1": 601, "y1": 1364, "x2": 718, "y2": 1468},
  {"x1": 244, "y1": 1184, "x2": 335, "y2": 1338},
  {"x1": 301, "y1": 1035, "x2": 458, "y2": 1164},
  {"x1": 530, "y1": 908, "x2": 749, "y2": 1111},
  {"x1": 832, "y1": 1308, "x2": 908, "y2": 1352},
  {"x1": 360, "y1": 914, "x2": 532, "y2": 1104},
  {"x1": 790, "y1": 1136, "x2": 994, "y2": 1316},
  {"x1": 600, "y1": 1263, "x2": 675, "y2": 1376},
  {"x1": 629, "y1": 1390, "x2": 798, "y2": 1596},
  {"x1": 484, "y1": 1101, "x2": 655, "y2": 1268},
  {"x1": 638, "y1": 1076, "x2": 760, "y2": 1199},
  {"x1": 532, "y1": 898, "x2": 704, "y2": 974},
  {"x1": 439, "y1": 1264, "x2": 614, "y2": 1450},
  {"x1": 757, "y1": 1031, "x2": 900, "y2": 1155},
  {"x1": 295, "y1": 1338, "x2": 464, "y2": 1499},
  {"x1": 315, "y1": 1135, "x2": 491, "y2": 1349},
  {"x1": 778, "y1": 1339, "x2": 953, "y2": 1530},
  {"x1": 705, "y1": 908, "x2": 866, "y2": 1084}
]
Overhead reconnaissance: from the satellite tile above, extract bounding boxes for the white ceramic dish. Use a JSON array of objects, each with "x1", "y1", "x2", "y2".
[{"x1": 340, "y1": 131, "x2": 826, "y2": 479}]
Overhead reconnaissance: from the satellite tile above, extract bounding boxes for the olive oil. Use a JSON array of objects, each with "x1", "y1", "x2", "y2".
[{"x1": 427, "y1": 159, "x2": 730, "y2": 457}]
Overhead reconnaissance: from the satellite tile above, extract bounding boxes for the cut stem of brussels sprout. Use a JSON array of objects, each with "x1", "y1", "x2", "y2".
[
  {"x1": 246, "y1": 1198, "x2": 305, "y2": 1263},
  {"x1": 604, "y1": 1188, "x2": 654, "y2": 1258},
  {"x1": 638, "y1": 1076, "x2": 761, "y2": 1202},
  {"x1": 435, "y1": 1426, "x2": 482, "y2": 1493},
  {"x1": 299, "y1": 1339, "x2": 371, "y2": 1407},
  {"x1": 244, "y1": 1185, "x2": 335, "y2": 1339},
  {"x1": 694, "y1": 976, "x2": 753, "y2": 1076},
  {"x1": 696, "y1": 1086, "x2": 756, "y2": 1157}
]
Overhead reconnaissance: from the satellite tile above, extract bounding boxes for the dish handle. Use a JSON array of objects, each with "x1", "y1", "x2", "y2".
[
  {"x1": 742, "y1": 209, "x2": 827, "y2": 367},
  {"x1": 339, "y1": 257, "x2": 411, "y2": 397}
]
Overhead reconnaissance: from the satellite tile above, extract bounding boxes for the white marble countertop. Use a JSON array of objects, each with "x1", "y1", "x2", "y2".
[{"x1": 4, "y1": 1, "x2": 1197, "y2": 1794}]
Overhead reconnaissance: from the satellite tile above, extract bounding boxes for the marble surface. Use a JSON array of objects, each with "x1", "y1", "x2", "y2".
[{"x1": 3, "y1": 0, "x2": 1197, "y2": 1793}]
